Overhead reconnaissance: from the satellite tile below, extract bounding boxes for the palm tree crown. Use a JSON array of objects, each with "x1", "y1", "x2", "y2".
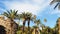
[
  {"x1": 34, "y1": 19, "x2": 40, "y2": 26},
  {"x1": 2, "y1": 9, "x2": 18, "y2": 20}
]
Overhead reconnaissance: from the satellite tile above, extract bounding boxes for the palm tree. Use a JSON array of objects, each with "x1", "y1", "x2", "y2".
[
  {"x1": 2, "y1": 9, "x2": 18, "y2": 34},
  {"x1": 17, "y1": 14, "x2": 22, "y2": 31},
  {"x1": 50, "y1": 0, "x2": 60, "y2": 9},
  {"x1": 34, "y1": 19, "x2": 40, "y2": 27},
  {"x1": 20, "y1": 12, "x2": 34, "y2": 34},
  {"x1": 34, "y1": 19, "x2": 40, "y2": 34},
  {"x1": 19, "y1": 12, "x2": 27, "y2": 33},
  {"x1": 25, "y1": 12, "x2": 33, "y2": 34}
]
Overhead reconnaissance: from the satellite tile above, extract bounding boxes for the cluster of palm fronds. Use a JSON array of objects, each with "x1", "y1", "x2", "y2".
[
  {"x1": 2, "y1": 9, "x2": 60, "y2": 34},
  {"x1": 2, "y1": 9, "x2": 46, "y2": 34}
]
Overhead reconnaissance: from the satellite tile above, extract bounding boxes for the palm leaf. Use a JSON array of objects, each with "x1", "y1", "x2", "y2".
[
  {"x1": 3, "y1": 12, "x2": 8, "y2": 17},
  {"x1": 54, "y1": 3, "x2": 59, "y2": 9},
  {"x1": 7, "y1": 10, "x2": 10, "y2": 15},
  {"x1": 10, "y1": 9, "x2": 12, "y2": 13},
  {"x1": 50, "y1": 0, "x2": 60, "y2": 9},
  {"x1": 50, "y1": 0, "x2": 54, "y2": 5},
  {"x1": 50, "y1": 0, "x2": 56, "y2": 5},
  {"x1": 15, "y1": 10, "x2": 18, "y2": 15}
]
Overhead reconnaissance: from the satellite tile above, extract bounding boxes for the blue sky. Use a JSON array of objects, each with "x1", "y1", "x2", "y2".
[{"x1": 0, "y1": 0, "x2": 60, "y2": 28}]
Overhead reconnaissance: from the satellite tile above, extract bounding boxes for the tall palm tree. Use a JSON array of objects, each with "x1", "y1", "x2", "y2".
[
  {"x1": 17, "y1": 14, "x2": 22, "y2": 31},
  {"x1": 25, "y1": 12, "x2": 33, "y2": 34},
  {"x1": 2, "y1": 9, "x2": 18, "y2": 34},
  {"x1": 34, "y1": 19, "x2": 40, "y2": 34},
  {"x1": 20, "y1": 12, "x2": 34, "y2": 34},
  {"x1": 50, "y1": 0, "x2": 60, "y2": 9},
  {"x1": 20, "y1": 12, "x2": 27, "y2": 33}
]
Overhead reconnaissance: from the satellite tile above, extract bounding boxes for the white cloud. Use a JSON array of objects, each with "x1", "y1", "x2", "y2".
[
  {"x1": 3, "y1": 1, "x2": 40, "y2": 15},
  {"x1": 49, "y1": 6, "x2": 60, "y2": 17},
  {"x1": 32, "y1": 0, "x2": 44, "y2": 4},
  {"x1": 51, "y1": 10, "x2": 60, "y2": 14},
  {"x1": 2, "y1": 0, "x2": 51, "y2": 15}
]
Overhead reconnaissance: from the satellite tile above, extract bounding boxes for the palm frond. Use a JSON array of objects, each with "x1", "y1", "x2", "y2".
[
  {"x1": 3, "y1": 12, "x2": 8, "y2": 17},
  {"x1": 50, "y1": 0, "x2": 56, "y2": 5},
  {"x1": 50, "y1": 0, "x2": 60, "y2": 9},
  {"x1": 54, "y1": 3, "x2": 59, "y2": 9},
  {"x1": 10, "y1": 9, "x2": 12, "y2": 13},
  {"x1": 7, "y1": 10, "x2": 10, "y2": 15},
  {"x1": 15, "y1": 10, "x2": 18, "y2": 15}
]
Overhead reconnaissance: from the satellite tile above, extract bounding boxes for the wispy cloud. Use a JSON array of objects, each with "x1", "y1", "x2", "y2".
[
  {"x1": 49, "y1": 4, "x2": 60, "y2": 17},
  {"x1": 2, "y1": 0, "x2": 51, "y2": 15}
]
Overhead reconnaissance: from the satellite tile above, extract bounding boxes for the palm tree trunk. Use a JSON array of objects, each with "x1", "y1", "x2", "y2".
[
  {"x1": 28, "y1": 19, "x2": 30, "y2": 34},
  {"x1": 23, "y1": 20, "x2": 26, "y2": 33},
  {"x1": 10, "y1": 19, "x2": 14, "y2": 34},
  {"x1": 11, "y1": 19, "x2": 17, "y2": 34},
  {"x1": 18, "y1": 19, "x2": 20, "y2": 31}
]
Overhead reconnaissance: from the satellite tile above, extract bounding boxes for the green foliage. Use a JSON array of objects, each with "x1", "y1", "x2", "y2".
[
  {"x1": 2, "y1": 9, "x2": 18, "y2": 20},
  {"x1": 16, "y1": 31, "x2": 21, "y2": 34},
  {"x1": 1, "y1": 10, "x2": 60, "y2": 34}
]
